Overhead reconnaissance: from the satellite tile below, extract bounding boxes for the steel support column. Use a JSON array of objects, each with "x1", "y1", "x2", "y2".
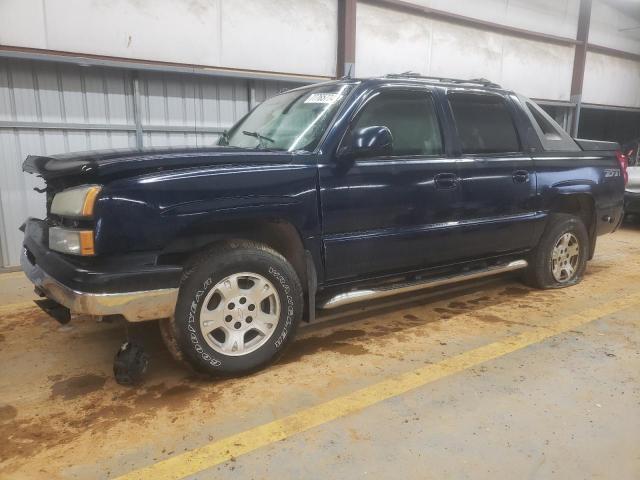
[
  {"x1": 131, "y1": 73, "x2": 144, "y2": 149},
  {"x1": 0, "y1": 199, "x2": 7, "y2": 268},
  {"x1": 247, "y1": 79, "x2": 257, "y2": 111},
  {"x1": 336, "y1": 0, "x2": 357, "y2": 78},
  {"x1": 570, "y1": 0, "x2": 593, "y2": 137}
]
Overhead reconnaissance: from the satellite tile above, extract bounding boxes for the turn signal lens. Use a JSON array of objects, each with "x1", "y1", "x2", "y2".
[
  {"x1": 79, "y1": 230, "x2": 95, "y2": 256},
  {"x1": 81, "y1": 186, "x2": 101, "y2": 216}
]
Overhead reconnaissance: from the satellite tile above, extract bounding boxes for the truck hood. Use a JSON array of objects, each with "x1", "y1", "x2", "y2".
[{"x1": 23, "y1": 146, "x2": 296, "y2": 183}]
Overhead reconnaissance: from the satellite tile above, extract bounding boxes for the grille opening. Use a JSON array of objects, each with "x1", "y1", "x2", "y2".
[{"x1": 24, "y1": 247, "x2": 36, "y2": 266}]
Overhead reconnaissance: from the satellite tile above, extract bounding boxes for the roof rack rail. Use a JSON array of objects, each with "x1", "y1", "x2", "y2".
[{"x1": 384, "y1": 72, "x2": 501, "y2": 88}]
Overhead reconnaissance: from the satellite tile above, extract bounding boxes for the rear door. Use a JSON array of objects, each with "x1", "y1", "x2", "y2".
[
  {"x1": 447, "y1": 91, "x2": 538, "y2": 259},
  {"x1": 319, "y1": 87, "x2": 462, "y2": 281}
]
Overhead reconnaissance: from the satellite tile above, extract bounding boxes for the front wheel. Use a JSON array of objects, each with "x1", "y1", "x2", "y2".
[
  {"x1": 523, "y1": 213, "x2": 589, "y2": 289},
  {"x1": 161, "y1": 240, "x2": 303, "y2": 376}
]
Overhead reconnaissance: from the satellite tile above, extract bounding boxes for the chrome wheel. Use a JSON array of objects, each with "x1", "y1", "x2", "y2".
[
  {"x1": 199, "y1": 272, "x2": 280, "y2": 356},
  {"x1": 551, "y1": 232, "x2": 580, "y2": 283}
]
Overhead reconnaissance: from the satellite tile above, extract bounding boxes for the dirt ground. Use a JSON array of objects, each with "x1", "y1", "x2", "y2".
[{"x1": 1, "y1": 224, "x2": 639, "y2": 479}]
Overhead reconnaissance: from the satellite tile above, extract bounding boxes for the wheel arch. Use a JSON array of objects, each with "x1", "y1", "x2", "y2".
[
  {"x1": 158, "y1": 217, "x2": 312, "y2": 293},
  {"x1": 547, "y1": 193, "x2": 597, "y2": 259}
]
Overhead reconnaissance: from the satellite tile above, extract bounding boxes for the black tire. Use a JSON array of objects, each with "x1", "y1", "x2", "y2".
[
  {"x1": 162, "y1": 240, "x2": 303, "y2": 377},
  {"x1": 523, "y1": 213, "x2": 589, "y2": 289},
  {"x1": 113, "y1": 342, "x2": 150, "y2": 386}
]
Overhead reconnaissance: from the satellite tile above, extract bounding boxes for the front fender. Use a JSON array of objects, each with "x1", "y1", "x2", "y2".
[{"x1": 93, "y1": 161, "x2": 320, "y2": 256}]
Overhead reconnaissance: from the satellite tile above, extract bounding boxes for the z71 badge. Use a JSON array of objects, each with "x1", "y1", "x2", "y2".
[{"x1": 604, "y1": 168, "x2": 621, "y2": 178}]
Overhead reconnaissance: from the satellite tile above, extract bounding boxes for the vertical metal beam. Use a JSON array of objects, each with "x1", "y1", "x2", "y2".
[
  {"x1": 336, "y1": 0, "x2": 357, "y2": 78},
  {"x1": 131, "y1": 72, "x2": 144, "y2": 149},
  {"x1": 247, "y1": 79, "x2": 256, "y2": 111},
  {"x1": 570, "y1": 0, "x2": 593, "y2": 137},
  {"x1": 0, "y1": 197, "x2": 8, "y2": 267},
  {"x1": 562, "y1": 108, "x2": 570, "y2": 132}
]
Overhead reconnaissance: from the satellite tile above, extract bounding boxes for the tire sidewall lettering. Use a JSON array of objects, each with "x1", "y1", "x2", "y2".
[
  {"x1": 188, "y1": 277, "x2": 222, "y2": 368},
  {"x1": 268, "y1": 266, "x2": 293, "y2": 349},
  {"x1": 185, "y1": 263, "x2": 298, "y2": 369}
]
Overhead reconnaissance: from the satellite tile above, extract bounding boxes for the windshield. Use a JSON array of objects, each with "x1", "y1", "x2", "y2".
[{"x1": 221, "y1": 84, "x2": 353, "y2": 152}]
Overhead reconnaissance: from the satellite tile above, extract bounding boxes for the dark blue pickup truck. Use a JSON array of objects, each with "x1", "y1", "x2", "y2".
[{"x1": 21, "y1": 75, "x2": 627, "y2": 381}]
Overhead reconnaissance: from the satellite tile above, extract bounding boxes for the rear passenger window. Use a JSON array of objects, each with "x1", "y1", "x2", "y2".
[
  {"x1": 448, "y1": 93, "x2": 521, "y2": 154},
  {"x1": 352, "y1": 90, "x2": 443, "y2": 157}
]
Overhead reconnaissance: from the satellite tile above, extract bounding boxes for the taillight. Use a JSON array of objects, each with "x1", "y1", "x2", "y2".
[{"x1": 616, "y1": 150, "x2": 629, "y2": 185}]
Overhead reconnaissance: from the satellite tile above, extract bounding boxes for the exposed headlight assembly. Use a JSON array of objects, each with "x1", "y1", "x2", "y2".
[
  {"x1": 49, "y1": 227, "x2": 95, "y2": 256},
  {"x1": 49, "y1": 185, "x2": 100, "y2": 255},
  {"x1": 50, "y1": 185, "x2": 102, "y2": 218}
]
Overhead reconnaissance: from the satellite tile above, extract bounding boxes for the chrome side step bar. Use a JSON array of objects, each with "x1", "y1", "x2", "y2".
[{"x1": 318, "y1": 259, "x2": 528, "y2": 310}]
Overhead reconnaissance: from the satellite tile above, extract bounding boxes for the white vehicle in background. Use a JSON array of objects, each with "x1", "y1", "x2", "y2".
[{"x1": 623, "y1": 139, "x2": 640, "y2": 221}]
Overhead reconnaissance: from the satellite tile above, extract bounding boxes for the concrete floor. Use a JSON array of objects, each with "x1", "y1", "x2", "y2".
[{"x1": 1, "y1": 225, "x2": 639, "y2": 479}]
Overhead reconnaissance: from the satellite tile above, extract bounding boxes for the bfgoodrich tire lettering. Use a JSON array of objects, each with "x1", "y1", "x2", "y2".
[
  {"x1": 524, "y1": 213, "x2": 589, "y2": 289},
  {"x1": 164, "y1": 240, "x2": 303, "y2": 376}
]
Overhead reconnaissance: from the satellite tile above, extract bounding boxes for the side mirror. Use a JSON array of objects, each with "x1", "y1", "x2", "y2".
[{"x1": 338, "y1": 126, "x2": 393, "y2": 161}]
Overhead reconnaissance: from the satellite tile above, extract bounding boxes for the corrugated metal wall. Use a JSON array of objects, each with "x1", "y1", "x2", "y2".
[{"x1": 0, "y1": 58, "x2": 300, "y2": 267}]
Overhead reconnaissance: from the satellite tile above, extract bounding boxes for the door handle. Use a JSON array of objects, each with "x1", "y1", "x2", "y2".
[
  {"x1": 434, "y1": 173, "x2": 459, "y2": 189},
  {"x1": 512, "y1": 170, "x2": 530, "y2": 184}
]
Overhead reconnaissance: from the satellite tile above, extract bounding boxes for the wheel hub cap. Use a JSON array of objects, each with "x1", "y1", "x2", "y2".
[
  {"x1": 199, "y1": 272, "x2": 280, "y2": 356},
  {"x1": 551, "y1": 232, "x2": 580, "y2": 283}
]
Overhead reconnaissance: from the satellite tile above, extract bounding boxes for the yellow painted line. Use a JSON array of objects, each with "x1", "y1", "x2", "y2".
[{"x1": 115, "y1": 292, "x2": 640, "y2": 480}]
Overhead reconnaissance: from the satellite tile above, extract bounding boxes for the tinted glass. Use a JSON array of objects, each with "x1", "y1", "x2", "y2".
[
  {"x1": 449, "y1": 93, "x2": 520, "y2": 154},
  {"x1": 223, "y1": 84, "x2": 353, "y2": 152},
  {"x1": 352, "y1": 90, "x2": 443, "y2": 156}
]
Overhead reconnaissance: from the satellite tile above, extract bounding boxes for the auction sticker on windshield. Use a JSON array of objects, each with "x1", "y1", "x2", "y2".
[{"x1": 304, "y1": 93, "x2": 343, "y2": 104}]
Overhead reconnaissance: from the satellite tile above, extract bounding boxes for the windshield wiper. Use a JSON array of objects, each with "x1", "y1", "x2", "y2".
[{"x1": 242, "y1": 130, "x2": 274, "y2": 149}]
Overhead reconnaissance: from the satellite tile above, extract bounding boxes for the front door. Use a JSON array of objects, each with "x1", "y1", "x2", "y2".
[{"x1": 319, "y1": 87, "x2": 463, "y2": 282}]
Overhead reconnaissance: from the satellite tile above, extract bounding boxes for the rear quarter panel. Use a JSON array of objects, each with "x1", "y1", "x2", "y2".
[{"x1": 533, "y1": 152, "x2": 625, "y2": 236}]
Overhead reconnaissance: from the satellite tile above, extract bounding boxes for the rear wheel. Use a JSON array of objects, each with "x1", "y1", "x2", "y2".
[
  {"x1": 524, "y1": 213, "x2": 589, "y2": 289},
  {"x1": 162, "y1": 240, "x2": 303, "y2": 376}
]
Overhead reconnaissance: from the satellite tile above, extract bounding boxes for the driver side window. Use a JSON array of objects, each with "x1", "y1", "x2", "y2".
[{"x1": 352, "y1": 90, "x2": 443, "y2": 157}]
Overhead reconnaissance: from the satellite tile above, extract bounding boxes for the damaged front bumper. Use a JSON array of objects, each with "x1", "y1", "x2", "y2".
[
  {"x1": 21, "y1": 219, "x2": 181, "y2": 322},
  {"x1": 22, "y1": 250, "x2": 178, "y2": 322}
]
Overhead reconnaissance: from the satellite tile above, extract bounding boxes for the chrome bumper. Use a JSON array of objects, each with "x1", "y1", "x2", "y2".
[{"x1": 21, "y1": 249, "x2": 178, "y2": 322}]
